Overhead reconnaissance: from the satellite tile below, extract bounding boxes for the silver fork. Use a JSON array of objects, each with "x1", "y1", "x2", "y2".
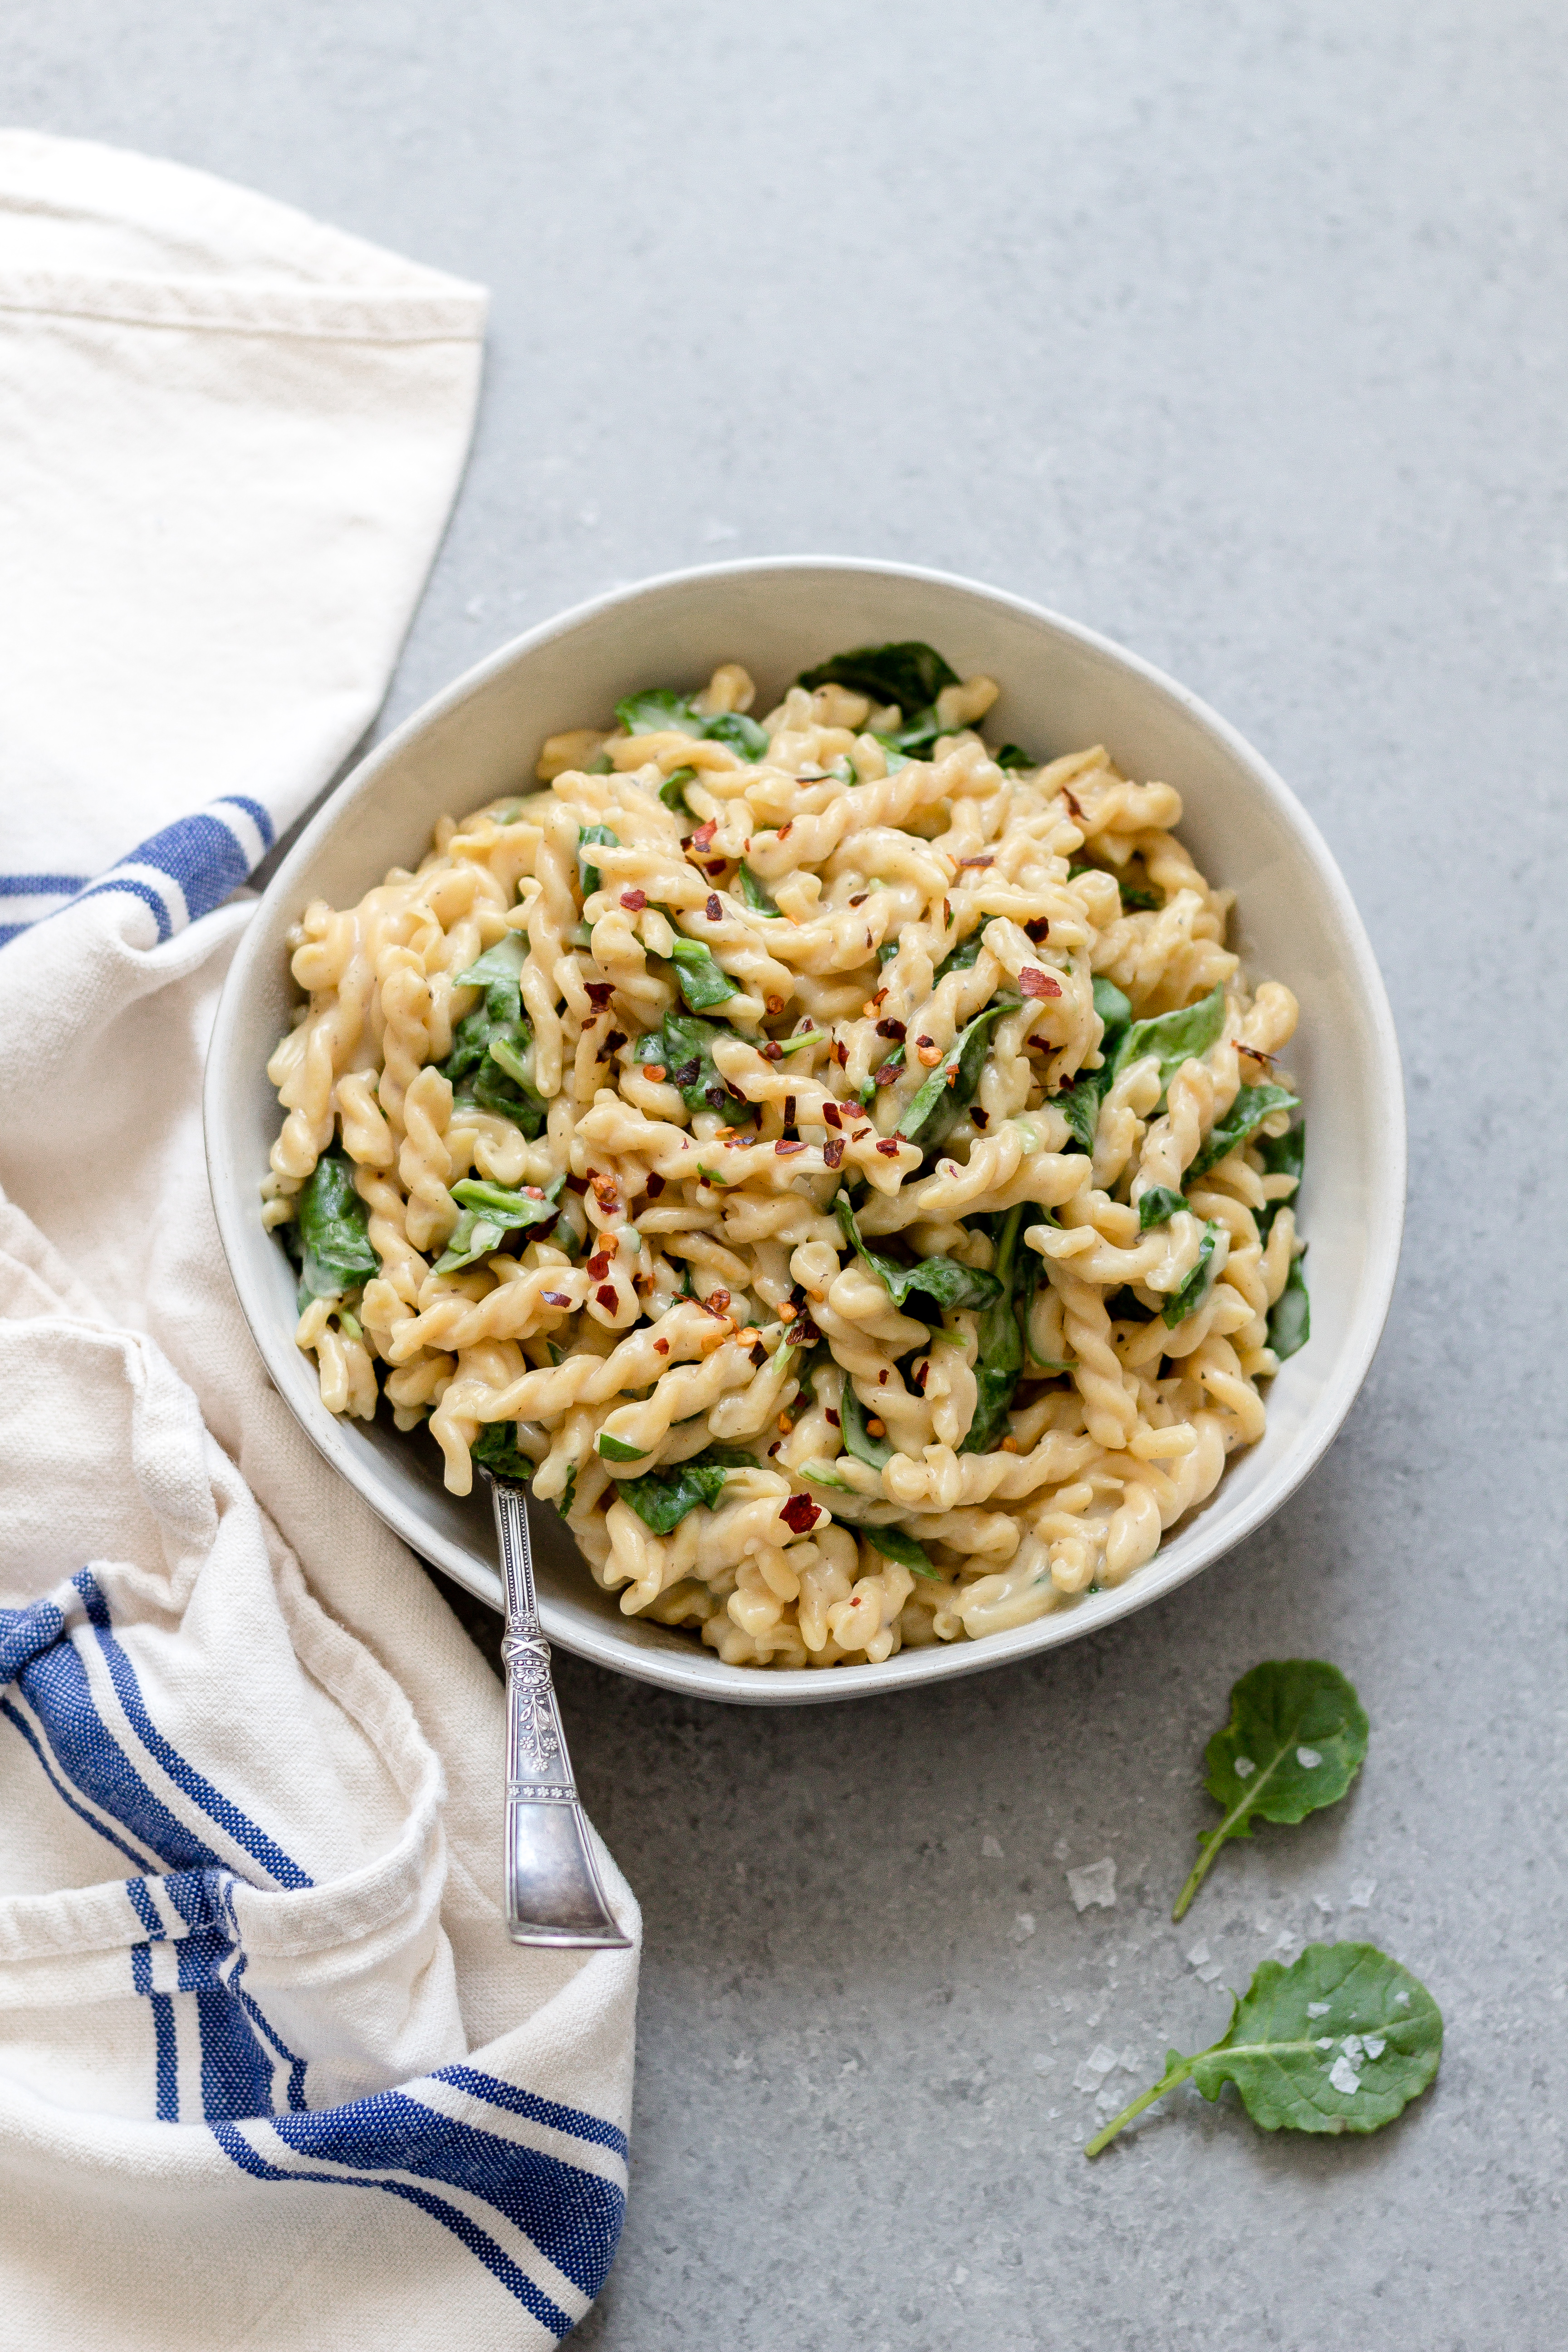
[{"x1": 484, "y1": 1472, "x2": 631, "y2": 1948}]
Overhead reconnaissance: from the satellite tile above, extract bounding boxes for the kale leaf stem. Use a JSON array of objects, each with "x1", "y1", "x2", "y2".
[
  {"x1": 1171, "y1": 1742, "x2": 1290, "y2": 1919},
  {"x1": 1083, "y1": 2055, "x2": 1194, "y2": 2158}
]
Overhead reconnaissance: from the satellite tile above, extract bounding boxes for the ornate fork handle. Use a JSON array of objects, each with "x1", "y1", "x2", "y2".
[{"x1": 486, "y1": 1473, "x2": 630, "y2": 1948}]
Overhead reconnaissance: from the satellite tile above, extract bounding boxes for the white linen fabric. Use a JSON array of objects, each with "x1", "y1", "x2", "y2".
[{"x1": 0, "y1": 132, "x2": 639, "y2": 2350}]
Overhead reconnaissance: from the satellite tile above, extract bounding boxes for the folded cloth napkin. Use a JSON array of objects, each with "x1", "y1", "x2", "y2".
[{"x1": 0, "y1": 132, "x2": 639, "y2": 2351}]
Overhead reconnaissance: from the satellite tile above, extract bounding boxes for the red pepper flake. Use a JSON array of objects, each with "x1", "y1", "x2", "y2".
[
  {"x1": 564, "y1": 1173, "x2": 588, "y2": 1195},
  {"x1": 783, "y1": 1095, "x2": 795, "y2": 1126},
  {"x1": 522, "y1": 1185, "x2": 544, "y2": 1200},
  {"x1": 780, "y1": 1494, "x2": 820, "y2": 1535},
  {"x1": 877, "y1": 1368, "x2": 888, "y2": 1385},
  {"x1": 595, "y1": 1284, "x2": 618, "y2": 1310},
  {"x1": 768, "y1": 1440, "x2": 782, "y2": 1457},
  {"x1": 958, "y1": 853, "x2": 994, "y2": 869},
  {"x1": 778, "y1": 821, "x2": 793, "y2": 842},
  {"x1": 690, "y1": 819, "x2": 718, "y2": 849},
  {"x1": 586, "y1": 1250, "x2": 611, "y2": 1280},
  {"x1": 750, "y1": 1342, "x2": 767, "y2": 1367},
  {"x1": 786, "y1": 1317, "x2": 818, "y2": 1348},
  {"x1": 603, "y1": 1029, "x2": 627, "y2": 1054},
  {"x1": 705, "y1": 858, "x2": 728, "y2": 877},
  {"x1": 875, "y1": 1138, "x2": 900, "y2": 1156},
  {"x1": 584, "y1": 980, "x2": 614, "y2": 1007},
  {"x1": 875, "y1": 1063, "x2": 901, "y2": 1088},
  {"x1": 823, "y1": 1137, "x2": 844, "y2": 1169},
  {"x1": 848, "y1": 892, "x2": 868, "y2": 907},
  {"x1": 946, "y1": 1067, "x2": 960, "y2": 1087},
  {"x1": 833, "y1": 1040, "x2": 848, "y2": 1068},
  {"x1": 654, "y1": 1337, "x2": 670, "y2": 1354},
  {"x1": 972, "y1": 1107, "x2": 990, "y2": 1128},
  {"x1": 766, "y1": 995, "x2": 786, "y2": 1016},
  {"x1": 542, "y1": 1290, "x2": 572, "y2": 1307},
  {"x1": 876, "y1": 1017, "x2": 906, "y2": 1041},
  {"x1": 822, "y1": 1101, "x2": 842, "y2": 1129},
  {"x1": 912, "y1": 1359, "x2": 928, "y2": 1394},
  {"x1": 775, "y1": 1137, "x2": 806, "y2": 1155},
  {"x1": 646, "y1": 1171, "x2": 665, "y2": 1197},
  {"x1": 1020, "y1": 966, "x2": 1062, "y2": 1000},
  {"x1": 866, "y1": 1416, "x2": 886, "y2": 1438},
  {"x1": 825, "y1": 1406, "x2": 841, "y2": 1427},
  {"x1": 705, "y1": 893, "x2": 723, "y2": 921},
  {"x1": 701, "y1": 1288, "x2": 731, "y2": 1318},
  {"x1": 1063, "y1": 787, "x2": 1083, "y2": 819},
  {"x1": 1025, "y1": 917, "x2": 1051, "y2": 942},
  {"x1": 620, "y1": 888, "x2": 647, "y2": 911},
  {"x1": 763, "y1": 1041, "x2": 783, "y2": 1061}
]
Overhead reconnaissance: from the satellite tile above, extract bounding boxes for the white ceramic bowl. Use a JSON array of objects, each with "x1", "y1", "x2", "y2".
[{"x1": 206, "y1": 558, "x2": 1404, "y2": 1706}]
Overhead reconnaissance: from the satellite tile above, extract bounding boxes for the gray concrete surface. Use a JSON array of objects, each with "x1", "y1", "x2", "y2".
[{"x1": 10, "y1": 4, "x2": 1565, "y2": 2343}]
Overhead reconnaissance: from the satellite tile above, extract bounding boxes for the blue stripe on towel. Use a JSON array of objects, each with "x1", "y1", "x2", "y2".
[
  {"x1": 0, "y1": 872, "x2": 89, "y2": 897},
  {"x1": 435, "y1": 2063, "x2": 631, "y2": 2161},
  {"x1": 0, "y1": 1694, "x2": 162, "y2": 1872},
  {"x1": 76, "y1": 1572, "x2": 312, "y2": 1890},
  {"x1": 265, "y1": 2092, "x2": 626, "y2": 2298},
  {"x1": 0, "y1": 793, "x2": 276, "y2": 949},
  {"x1": 211, "y1": 2124, "x2": 578, "y2": 2337},
  {"x1": 131, "y1": 1941, "x2": 180, "y2": 2123}
]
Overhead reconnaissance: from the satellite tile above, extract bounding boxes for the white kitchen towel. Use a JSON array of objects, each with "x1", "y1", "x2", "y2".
[{"x1": 0, "y1": 131, "x2": 640, "y2": 2352}]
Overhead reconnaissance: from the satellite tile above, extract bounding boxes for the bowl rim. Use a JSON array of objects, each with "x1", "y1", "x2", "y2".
[{"x1": 205, "y1": 553, "x2": 1406, "y2": 1705}]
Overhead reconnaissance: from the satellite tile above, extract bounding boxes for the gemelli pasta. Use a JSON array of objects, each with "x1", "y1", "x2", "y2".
[{"x1": 262, "y1": 640, "x2": 1309, "y2": 1671}]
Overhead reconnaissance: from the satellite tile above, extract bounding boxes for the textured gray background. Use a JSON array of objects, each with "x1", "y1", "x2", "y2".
[{"x1": 9, "y1": 3, "x2": 1565, "y2": 2344}]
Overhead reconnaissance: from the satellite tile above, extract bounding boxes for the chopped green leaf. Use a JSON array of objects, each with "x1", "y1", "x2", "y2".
[
  {"x1": 636, "y1": 1010, "x2": 755, "y2": 1121},
  {"x1": 1161, "y1": 1220, "x2": 1223, "y2": 1328},
  {"x1": 1138, "y1": 1186, "x2": 1186, "y2": 1230},
  {"x1": 596, "y1": 1432, "x2": 653, "y2": 1463},
  {"x1": 738, "y1": 861, "x2": 782, "y2": 916},
  {"x1": 797, "y1": 640, "x2": 959, "y2": 717},
  {"x1": 773, "y1": 1028, "x2": 826, "y2": 1057},
  {"x1": 1269, "y1": 1251, "x2": 1311, "y2": 1361},
  {"x1": 871, "y1": 735, "x2": 912, "y2": 771},
  {"x1": 471, "y1": 1420, "x2": 536, "y2": 1483},
  {"x1": 1058, "y1": 1077, "x2": 1101, "y2": 1156},
  {"x1": 840, "y1": 1380, "x2": 895, "y2": 1470},
  {"x1": 659, "y1": 766, "x2": 697, "y2": 816},
  {"x1": 454, "y1": 932, "x2": 528, "y2": 1009},
  {"x1": 961, "y1": 1204, "x2": 1026, "y2": 1453},
  {"x1": 995, "y1": 743, "x2": 1034, "y2": 771},
  {"x1": 835, "y1": 1194, "x2": 1002, "y2": 1315},
  {"x1": 1092, "y1": 975, "x2": 1132, "y2": 1038},
  {"x1": 441, "y1": 937, "x2": 548, "y2": 1137},
  {"x1": 933, "y1": 931, "x2": 985, "y2": 984},
  {"x1": 297, "y1": 1150, "x2": 379, "y2": 1302},
  {"x1": 615, "y1": 687, "x2": 767, "y2": 760},
  {"x1": 865, "y1": 1524, "x2": 940, "y2": 1579},
  {"x1": 1056, "y1": 980, "x2": 1132, "y2": 1155},
  {"x1": 618, "y1": 1444, "x2": 762, "y2": 1534},
  {"x1": 1257, "y1": 1118, "x2": 1306, "y2": 1239},
  {"x1": 435, "y1": 1174, "x2": 567, "y2": 1273},
  {"x1": 670, "y1": 936, "x2": 740, "y2": 1012},
  {"x1": 1172, "y1": 1660, "x2": 1369, "y2": 1921},
  {"x1": 1189, "y1": 1083, "x2": 1302, "y2": 1180},
  {"x1": 577, "y1": 822, "x2": 619, "y2": 901},
  {"x1": 897, "y1": 999, "x2": 1015, "y2": 1152},
  {"x1": 1110, "y1": 983, "x2": 1226, "y2": 1099},
  {"x1": 1084, "y1": 1942, "x2": 1441, "y2": 2156}
]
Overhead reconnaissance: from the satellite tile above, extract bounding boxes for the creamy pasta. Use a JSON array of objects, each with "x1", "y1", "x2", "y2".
[{"x1": 262, "y1": 639, "x2": 1309, "y2": 1671}]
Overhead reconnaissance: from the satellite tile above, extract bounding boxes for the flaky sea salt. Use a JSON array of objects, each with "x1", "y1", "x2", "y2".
[
  {"x1": 982, "y1": 1835, "x2": 1004, "y2": 1859},
  {"x1": 1348, "y1": 1877, "x2": 1377, "y2": 1908},
  {"x1": 1307, "y1": 2001, "x2": 1330, "y2": 2018},
  {"x1": 1341, "y1": 2034, "x2": 1364, "y2": 2064},
  {"x1": 1234, "y1": 1756, "x2": 1256, "y2": 1778},
  {"x1": 1186, "y1": 1939, "x2": 1210, "y2": 1968},
  {"x1": 1296, "y1": 1746, "x2": 1323, "y2": 1769},
  {"x1": 1066, "y1": 1857, "x2": 1117, "y2": 1911},
  {"x1": 1073, "y1": 2044, "x2": 1119, "y2": 2093},
  {"x1": 1362, "y1": 2035, "x2": 1386, "y2": 2060},
  {"x1": 1011, "y1": 1912, "x2": 1036, "y2": 1943},
  {"x1": 1329, "y1": 2054, "x2": 1361, "y2": 2095}
]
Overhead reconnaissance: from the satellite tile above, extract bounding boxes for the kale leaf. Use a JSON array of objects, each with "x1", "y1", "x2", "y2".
[
  {"x1": 1257, "y1": 1117, "x2": 1306, "y2": 1239},
  {"x1": 617, "y1": 1444, "x2": 761, "y2": 1534},
  {"x1": 1057, "y1": 979, "x2": 1132, "y2": 1156},
  {"x1": 738, "y1": 861, "x2": 783, "y2": 916},
  {"x1": 1269, "y1": 1251, "x2": 1311, "y2": 1361},
  {"x1": 635, "y1": 1010, "x2": 756, "y2": 1122},
  {"x1": 897, "y1": 999, "x2": 1016, "y2": 1151},
  {"x1": 835, "y1": 1194, "x2": 1002, "y2": 1316},
  {"x1": 435, "y1": 1173, "x2": 567, "y2": 1274},
  {"x1": 933, "y1": 930, "x2": 985, "y2": 985},
  {"x1": 659, "y1": 766, "x2": 696, "y2": 816},
  {"x1": 670, "y1": 936, "x2": 740, "y2": 1012},
  {"x1": 615, "y1": 687, "x2": 769, "y2": 761},
  {"x1": 797, "y1": 640, "x2": 959, "y2": 722},
  {"x1": 441, "y1": 932, "x2": 548, "y2": 1137},
  {"x1": 865, "y1": 1524, "x2": 940, "y2": 1579},
  {"x1": 839, "y1": 1380, "x2": 896, "y2": 1471},
  {"x1": 1109, "y1": 982, "x2": 1226, "y2": 1099},
  {"x1": 1137, "y1": 1186, "x2": 1186, "y2": 1230},
  {"x1": 1172, "y1": 1659, "x2": 1370, "y2": 1920},
  {"x1": 960, "y1": 1204, "x2": 1026, "y2": 1454},
  {"x1": 1188, "y1": 1083, "x2": 1302, "y2": 1181},
  {"x1": 296, "y1": 1149, "x2": 380, "y2": 1302},
  {"x1": 1085, "y1": 1942, "x2": 1441, "y2": 2157},
  {"x1": 995, "y1": 743, "x2": 1034, "y2": 771},
  {"x1": 577, "y1": 822, "x2": 619, "y2": 900},
  {"x1": 1161, "y1": 1220, "x2": 1223, "y2": 1328},
  {"x1": 471, "y1": 1420, "x2": 537, "y2": 1483}
]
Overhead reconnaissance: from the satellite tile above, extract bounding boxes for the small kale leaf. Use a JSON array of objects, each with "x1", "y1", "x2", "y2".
[
  {"x1": 635, "y1": 1010, "x2": 756, "y2": 1122},
  {"x1": 933, "y1": 930, "x2": 985, "y2": 984},
  {"x1": 864, "y1": 1524, "x2": 939, "y2": 1579},
  {"x1": 796, "y1": 641, "x2": 959, "y2": 736},
  {"x1": 577, "y1": 822, "x2": 619, "y2": 900},
  {"x1": 961, "y1": 1204, "x2": 1026, "y2": 1454},
  {"x1": 1110, "y1": 982, "x2": 1226, "y2": 1100},
  {"x1": 995, "y1": 743, "x2": 1034, "y2": 771},
  {"x1": 670, "y1": 936, "x2": 740, "y2": 1012},
  {"x1": 839, "y1": 1380, "x2": 896, "y2": 1471},
  {"x1": 1188, "y1": 1082, "x2": 1302, "y2": 1180},
  {"x1": 1269, "y1": 1250, "x2": 1311, "y2": 1361},
  {"x1": 471, "y1": 1419, "x2": 537, "y2": 1483},
  {"x1": 435, "y1": 1173, "x2": 567, "y2": 1273},
  {"x1": 616, "y1": 1443, "x2": 760, "y2": 1534},
  {"x1": 1137, "y1": 1186, "x2": 1186, "y2": 1230},
  {"x1": 1161, "y1": 1219, "x2": 1223, "y2": 1328},
  {"x1": 1085, "y1": 1942, "x2": 1441, "y2": 2156},
  {"x1": 897, "y1": 998, "x2": 1016, "y2": 1151},
  {"x1": 659, "y1": 766, "x2": 696, "y2": 816},
  {"x1": 1172, "y1": 1659, "x2": 1369, "y2": 1920},
  {"x1": 615, "y1": 687, "x2": 769, "y2": 761},
  {"x1": 441, "y1": 932, "x2": 547, "y2": 1137},
  {"x1": 738, "y1": 861, "x2": 783, "y2": 916},
  {"x1": 835, "y1": 1194, "x2": 1002, "y2": 1316},
  {"x1": 1057, "y1": 979, "x2": 1133, "y2": 1156},
  {"x1": 296, "y1": 1149, "x2": 380, "y2": 1302},
  {"x1": 1257, "y1": 1116, "x2": 1305, "y2": 1239}
]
